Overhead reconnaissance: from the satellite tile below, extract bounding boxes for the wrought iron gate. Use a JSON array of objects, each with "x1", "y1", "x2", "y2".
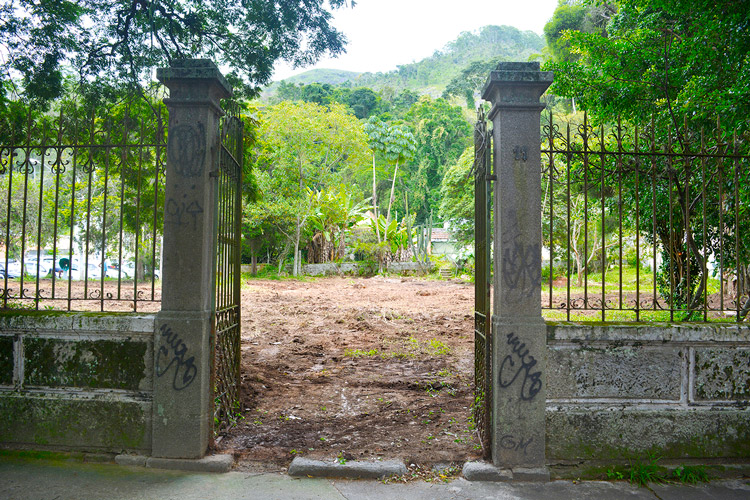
[
  {"x1": 212, "y1": 101, "x2": 243, "y2": 433},
  {"x1": 473, "y1": 108, "x2": 493, "y2": 459}
]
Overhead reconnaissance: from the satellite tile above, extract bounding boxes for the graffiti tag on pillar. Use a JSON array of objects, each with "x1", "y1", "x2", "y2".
[
  {"x1": 498, "y1": 332, "x2": 542, "y2": 401},
  {"x1": 166, "y1": 198, "x2": 204, "y2": 230},
  {"x1": 499, "y1": 434, "x2": 533, "y2": 455},
  {"x1": 168, "y1": 122, "x2": 206, "y2": 177},
  {"x1": 513, "y1": 145, "x2": 527, "y2": 162},
  {"x1": 156, "y1": 323, "x2": 198, "y2": 391},
  {"x1": 501, "y1": 241, "x2": 541, "y2": 296}
]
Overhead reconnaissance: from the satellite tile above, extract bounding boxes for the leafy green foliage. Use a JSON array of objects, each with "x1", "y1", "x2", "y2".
[
  {"x1": 442, "y1": 60, "x2": 497, "y2": 109},
  {"x1": 248, "y1": 101, "x2": 370, "y2": 274},
  {"x1": 544, "y1": 1, "x2": 614, "y2": 62},
  {"x1": 628, "y1": 456, "x2": 665, "y2": 487},
  {"x1": 545, "y1": 0, "x2": 750, "y2": 315},
  {"x1": 672, "y1": 465, "x2": 709, "y2": 484},
  {"x1": 1, "y1": 0, "x2": 353, "y2": 103},
  {"x1": 438, "y1": 147, "x2": 474, "y2": 247},
  {"x1": 546, "y1": 0, "x2": 750, "y2": 129},
  {"x1": 406, "y1": 97, "x2": 472, "y2": 221}
]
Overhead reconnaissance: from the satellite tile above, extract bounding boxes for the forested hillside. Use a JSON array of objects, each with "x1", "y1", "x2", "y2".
[
  {"x1": 355, "y1": 25, "x2": 544, "y2": 92},
  {"x1": 265, "y1": 25, "x2": 544, "y2": 98}
]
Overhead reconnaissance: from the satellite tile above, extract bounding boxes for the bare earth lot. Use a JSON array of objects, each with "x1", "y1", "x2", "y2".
[{"x1": 217, "y1": 276, "x2": 482, "y2": 471}]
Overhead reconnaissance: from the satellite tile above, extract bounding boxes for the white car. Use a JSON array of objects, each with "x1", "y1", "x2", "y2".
[{"x1": 24, "y1": 257, "x2": 63, "y2": 277}]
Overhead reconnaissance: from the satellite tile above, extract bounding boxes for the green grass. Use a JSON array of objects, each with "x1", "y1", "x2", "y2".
[
  {"x1": 628, "y1": 456, "x2": 665, "y2": 486},
  {"x1": 672, "y1": 465, "x2": 709, "y2": 484},
  {"x1": 603, "y1": 459, "x2": 710, "y2": 486},
  {"x1": 344, "y1": 337, "x2": 452, "y2": 360},
  {"x1": 542, "y1": 264, "x2": 734, "y2": 323}
]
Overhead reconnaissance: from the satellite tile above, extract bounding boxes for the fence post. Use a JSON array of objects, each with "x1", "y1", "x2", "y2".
[
  {"x1": 152, "y1": 59, "x2": 231, "y2": 458},
  {"x1": 482, "y1": 62, "x2": 552, "y2": 474}
]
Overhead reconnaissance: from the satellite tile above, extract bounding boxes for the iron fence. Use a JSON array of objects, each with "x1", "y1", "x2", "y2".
[
  {"x1": 0, "y1": 97, "x2": 166, "y2": 311},
  {"x1": 212, "y1": 100, "x2": 243, "y2": 433},
  {"x1": 541, "y1": 111, "x2": 750, "y2": 322},
  {"x1": 473, "y1": 107, "x2": 493, "y2": 459}
]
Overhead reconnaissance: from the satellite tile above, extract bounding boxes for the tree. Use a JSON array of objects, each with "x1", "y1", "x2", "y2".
[
  {"x1": 543, "y1": 1, "x2": 614, "y2": 63},
  {"x1": 1, "y1": 0, "x2": 355, "y2": 104},
  {"x1": 346, "y1": 88, "x2": 379, "y2": 119},
  {"x1": 545, "y1": 0, "x2": 750, "y2": 315},
  {"x1": 405, "y1": 96, "x2": 472, "y2": 221},
  {"x1": 250, "y1": 101, "x2": 369, "y2": 275},
  {"x1": 363, "y1": 118, "x2": 416, "y2": 236},
  {"x1": 306, "y1": 185, "x2": 369, "y2": 263},
  {"x1": 442, "y1": 60, "x2": 497, "y2": 109},
  {"x1": 438, "y1": 147, "x2": 474, "y2": 247}
]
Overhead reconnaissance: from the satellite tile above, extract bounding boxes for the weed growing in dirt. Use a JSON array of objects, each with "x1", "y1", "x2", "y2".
[
  {"x1": 628, "y1": 456, "x2": 666, "y2": 486},
  {"x1": 672, "y1": 465, "x2": 709, "y2": 484},
  {"x1": 604, "y1": 459, "x2": 708, "y2": 486},
  {"x1": 427, "y1": 339, "x2": 450, "y2": 356},
  {"x1": 344, "y1": 337, "x2": 451, "y2": 360},
  {"x1": 344, "y1": 348, "x2": 380, "y2": 358},
  {"x1": 606, "y1": 468, "x2": 625, "y2": 480}
]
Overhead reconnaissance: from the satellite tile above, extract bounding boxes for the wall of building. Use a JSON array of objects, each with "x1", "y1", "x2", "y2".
[
  {"x1": 546, "y1": 323, "x2": 750, "y2": 460},
  {"x1": 0, "y1": 312, "x2": 154, "y2": 454}
]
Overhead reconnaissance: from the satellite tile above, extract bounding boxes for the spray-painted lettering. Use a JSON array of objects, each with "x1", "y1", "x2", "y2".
[
  {"x1": 156, "y1": 323, "x2": 197, "y2": 391},
  {"x1": 498, "y1": 332, "x2": 542, "y2": 401}
]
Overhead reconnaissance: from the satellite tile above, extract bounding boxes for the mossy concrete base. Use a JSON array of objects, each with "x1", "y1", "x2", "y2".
[
  {"x1": 0, "y1": 312, "x2": 154, "y2": 454},
  {"x1": 0, "y1": 392, "x2": 151, "y2": 453},
  {"x1": 547, "y1": 408, "x2": 750, "y2": 460}
]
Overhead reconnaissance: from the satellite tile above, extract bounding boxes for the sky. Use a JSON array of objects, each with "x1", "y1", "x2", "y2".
[{"x1": 272, "y1": 0, "x2": 560, "y2": 81}]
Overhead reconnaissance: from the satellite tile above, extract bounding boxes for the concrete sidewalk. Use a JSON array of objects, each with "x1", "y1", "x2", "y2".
[{"x1": 1, "y1": 455, "x2": 749, "y2": 500}]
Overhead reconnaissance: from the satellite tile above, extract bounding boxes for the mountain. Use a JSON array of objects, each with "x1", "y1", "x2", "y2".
[
  {"x1": 275, "y1": 69, "x2": 362, "y2": 86},
  {"x1": 265, "y1": 25, "x2": 545, "y2": 98},
  {"x1": 354, "y1": 25, "x2": 545, "y2": 92}
]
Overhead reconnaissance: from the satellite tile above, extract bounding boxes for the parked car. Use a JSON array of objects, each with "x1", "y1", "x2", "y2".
[
  {"x1": 24, "y1": 257, "x2": 63, "y2": 278},
  {"x1": 84, "y1": 263, "x2": 103, "y2": 280},
  {"x1": 105, "y1": 261, "x2": 133, "y2": 279},
  {"x1": 0, "y1": 259, "x2": 22, "y2": 279}
]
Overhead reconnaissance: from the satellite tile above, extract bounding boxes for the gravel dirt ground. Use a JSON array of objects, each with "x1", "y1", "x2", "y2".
[{"x1": 216, "y1": 275, "x2": 483, "y2": 472}]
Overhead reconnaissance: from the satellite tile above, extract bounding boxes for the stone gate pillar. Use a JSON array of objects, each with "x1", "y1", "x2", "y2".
[
  {"x1": 152, "y1": 59, "x2": 231, "y2": 458},
  {"x1": 482, "y1": 62, "x2": 552, "y2": 475}
]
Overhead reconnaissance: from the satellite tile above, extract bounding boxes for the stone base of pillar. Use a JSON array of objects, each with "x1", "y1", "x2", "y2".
[
  {"x1": 152, "y1": 311, "x2": 213, "y2": 458},
  {"x1": 492, "y1": 316, "x2": 547, "y2": 468}
]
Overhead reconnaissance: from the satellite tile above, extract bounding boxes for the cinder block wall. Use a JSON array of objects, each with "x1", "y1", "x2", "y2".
[
  {"x1": 546, "y1": 323, "x2": 750, "y2": 460},
  {"x1": 0, "y1": 312, "x2": 154, "y2": 454}
]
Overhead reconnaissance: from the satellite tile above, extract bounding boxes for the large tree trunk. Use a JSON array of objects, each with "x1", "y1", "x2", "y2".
[{"x1": 250, "y1": 240, "x2": 258, "y2": 276}]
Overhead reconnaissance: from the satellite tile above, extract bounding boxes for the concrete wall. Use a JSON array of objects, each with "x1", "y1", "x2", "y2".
[
  {"x1": 546, "y1": 323, "x2": 750, "y2": 460},
  {"x1": 0, "y1": 312, "x2": 154, "y2": 454},
  {"x1": 302, "y1": 261, "x2": 432, "y2": 276}
]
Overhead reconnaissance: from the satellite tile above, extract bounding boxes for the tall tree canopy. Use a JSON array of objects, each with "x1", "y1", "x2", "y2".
[
  {"x1": 0, "y1": 0, "x2": 354, "y2": 104},
  {"x1": 545, "y1": 0, "x2": 750, "y2": 314},
  {"x1": 545, "y1": 0, "x2": 750, "y2": 129}
]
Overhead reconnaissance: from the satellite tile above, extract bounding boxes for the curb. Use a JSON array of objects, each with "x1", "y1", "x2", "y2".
[
  {"x1": 115, "y1": 454, "x2": 233, "y2": 473},
  {"x1": 462, "y1": 461, "x2": 550, "y2": 482},
  {"x1": 287, "y1": 457, "x2": 407, "y2": 479}
]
